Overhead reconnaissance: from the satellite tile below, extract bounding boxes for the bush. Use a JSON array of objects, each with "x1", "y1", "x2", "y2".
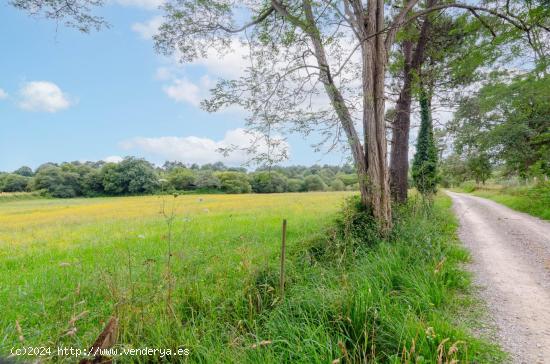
[{"x1": 460, "y1": 180, "x2": 477, "y2": 193}]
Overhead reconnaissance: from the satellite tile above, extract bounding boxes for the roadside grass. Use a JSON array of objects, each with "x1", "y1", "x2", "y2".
[
  {"x1": 454, "y1": 182, "x2": 550, "y2": 220},
  {"x1": 0, "y1": 192, "x2": 503, "y2": 362}
]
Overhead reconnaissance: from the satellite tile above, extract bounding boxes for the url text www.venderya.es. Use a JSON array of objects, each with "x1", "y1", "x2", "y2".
[{"x1": 10, "y1": 346, "x2": 190, "y2": 358}]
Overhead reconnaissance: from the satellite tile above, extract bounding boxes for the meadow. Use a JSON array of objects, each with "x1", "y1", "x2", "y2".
[
  {"x1": 0, "y1": 192, "x2": 351, "y2": 361},
  {"x1": 0, "y1": 192, "x2": 502, "y2": 363}
]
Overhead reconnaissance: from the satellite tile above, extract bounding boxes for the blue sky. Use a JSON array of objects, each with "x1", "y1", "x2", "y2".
[{"x1": 0, "y1": 1, "x2": 347, "y2": 172}]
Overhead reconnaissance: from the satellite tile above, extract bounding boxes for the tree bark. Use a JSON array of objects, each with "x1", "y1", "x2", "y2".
[{"x1": 389, "y1": 2, "x2": 434, "y2": 203}]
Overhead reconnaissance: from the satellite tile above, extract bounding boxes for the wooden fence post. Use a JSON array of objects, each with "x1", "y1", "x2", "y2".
[{"x1": 280, "y1": 219, "x2": 287, "y2": 299}]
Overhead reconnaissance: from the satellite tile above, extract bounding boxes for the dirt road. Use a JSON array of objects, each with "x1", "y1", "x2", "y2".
[{"x1": 447, "y1": 191, "x2": 550, "y2": 363}]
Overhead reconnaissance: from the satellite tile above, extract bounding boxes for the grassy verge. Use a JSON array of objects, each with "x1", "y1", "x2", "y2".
[
  {"x1": 0, "y1": 193, "x2": 502, "y2": 363},
  {"x1": 454, "y1": 182, "x2": 550, "y2": 220}
]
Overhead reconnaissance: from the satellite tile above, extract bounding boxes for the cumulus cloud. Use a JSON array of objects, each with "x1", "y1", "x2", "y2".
[
  {"x1": 103, "y1": 155, "x2": 124, "y2": 163},
  {"x1": 0, "y1": 88, "x2": 7, "y2": 100},
  {"x1": 18, "y1": 81, "x2": 71, "y2": 112},
  {"x1": 162, "y1": 76, "x2": 213, "y2": 106},
  {"x1": 115, "y1": 0, "x2": 163, "y2": 10},
  {"x1": 120, "y1": 128, "x2": 289, "y2": 165},
  {"x1": 131, "y1": 16, "x2": 163, "y2": 39}
]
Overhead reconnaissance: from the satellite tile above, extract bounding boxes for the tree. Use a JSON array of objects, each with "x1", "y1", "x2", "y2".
[
  {"x1": 412, "y1": 89, "x2": 438, "y2": 195},
  {"x1": 330, "y1": 179, "x2": 346, "y2": 191},
  {"x1": 250, "y1": 171, "x2": 288, "y2": 193},
  {"x1": 1, "y1": 174, "x2": 29, "y2": 192},
  {"x1": 467, "y1": 153, "x2": 492, "y2": 185},
  {"x1": 13, "y1": 166, "x2": 34, "y2": 177},
  {"x1": 287, "y1": 178, "x2": 304, "y2": 192},
  {"x1": 9, "y1": 0, "x2": 107, "y2": 32},
  {"x1": 168, "y1": 167, "x2": 196, "y2": 190},
  {"x1": 448, "y1": 73, "x2": 550, "y2": 179},
  {"x1": 101, "y1": 157, "x2": 158, "y2": 195},
  {"x1": 303, "y1": 175, "x2": 326, "y2": 192},
  {"x1": 216, "y1": 172, "x2": 252, "y2": 194},
  {"x1": 154, "y1": 0, "x2": 545, "y2": 230}
]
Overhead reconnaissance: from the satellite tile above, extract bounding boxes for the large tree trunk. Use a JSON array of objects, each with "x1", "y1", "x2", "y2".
[
  {"x1": 390, "y1": 41, "x2": 414, "y2": 203},
  {"x1": 361, "y1": 0, "x2": 392, "y2": 231},
  {"x1": 389, "y1": 4, "x2": 434, "y2": 203}
]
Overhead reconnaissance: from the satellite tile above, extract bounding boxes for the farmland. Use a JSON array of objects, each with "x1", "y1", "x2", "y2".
[{"x1": 0, "y1": 192, "x2": 351, "y2": 361}]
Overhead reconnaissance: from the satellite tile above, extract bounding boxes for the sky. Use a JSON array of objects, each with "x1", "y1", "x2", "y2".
[{"x1": 0, "y1": 1, "x2": 348, "y2": 172}]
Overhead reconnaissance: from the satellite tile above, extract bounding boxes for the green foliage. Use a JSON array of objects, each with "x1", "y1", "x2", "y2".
[
  {"x1": 0, "y1": 173, "x2": 30, "y2": 192},
  {"x1": 13, "y1": 166, "x2": 34, "y2": 177},
  {"x1": 250, "y1": 171, "x2": 288, "y2": 193},
  {"x1": 167, "y1": 167, "x2": 196, "y2": 190},
  {"x1": 467, "y1": 153, "x2": 492, "y2": 184},
  {"x1": 449, "y1": 73, "x2": 550, "y2": 179},
  {"x1": 8, "y1": 159, "x2": 358, "y2": 198},
  {"x1": 102, "y1": 157, "x2": 158, "y2": 195},
  {"x1": 286, "y1": 178, "x2": 304, "y2": 192},
  {"x1": 216, "y1": 171, "x2": 252, "y2": 193},
  {"x1": 303, "y1": 174, "x2": 326, "y2": 191},
  {"x1": 412, "y1": 91, "x2": 438, "y2": 195}
]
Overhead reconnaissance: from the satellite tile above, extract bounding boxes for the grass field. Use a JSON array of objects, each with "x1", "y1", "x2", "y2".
[
  {"x1": 0, "y1": 192, "x2": 502, "y2": 363},
  {"x1": 0, "y1": 192, "x2": 352, "y2": 361}
]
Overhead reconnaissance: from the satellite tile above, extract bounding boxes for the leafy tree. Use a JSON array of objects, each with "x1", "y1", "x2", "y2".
[
  {"x1": 168, "y1": 167, "x2": 196, "y2": 190},
  {"x1": 303, "y1": 175, "x2": 326, "y2": 192},
  {"x1": 449, "y1": 73, "x2": 550, "y2": 179},
  {"x1": 250, "y1": 171, "x2": 288, "y2": 193},
  {"x1": 32, "y1": 166, "x2": 80, "y2": 197},
  {"x1": 412, "y1": 90, "x2": 438, "y2": 195},
  {"x1": 101, "y1": 158, "x2": 158, "y2": 195},
  {"x1": 9, "y1": 0, "x2": 107, "y2": 32},
  {"x1": 330, "y1": 179, "x2": 346, "y2": 191},
  {"x1": 467, "y1": 153, "x2": 492, "y2": 185},
  {"x1": 13, "y1": 166, "x2": 34, "y2": 177},
  {"x1": 287, "y1": 178, "x2": 304, "y2": 192},
  {"x1": 1, "y1": 174, "x2": 29, "y2": 192},
  {"x1": 155, "y1": 0, "x2": 547, "y2": 229},
  {"x1": 216, "y1": 172, "x2": 251, "y2": 194},
  {"x1": 195, "y1": 170, "x2": 221, "y2": 189}
]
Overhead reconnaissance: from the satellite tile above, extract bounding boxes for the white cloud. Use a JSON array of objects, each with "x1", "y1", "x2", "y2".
[
  {"x1": 115, "y1": 0, "x2": 163, "y2": 10},
  {"x1": 103, "y1": 155, "x2": 124, "y2": 163},
  {"x1": 0, "y1": 88, "x2": 7, "y2": 99},
  {"x1": 162, "y1": 76, "x2": 213, "y2": 106},
  {"x1": 18, "y1": 81, "x2": 71, "y2": 112},
  {"x1": 131, "y1": 16, "x2": 163, "y2": 40},
  {"x1": 154, "y1": 67, "x2": 172, "y2": 81},
  {"x1": 120, "y1": 128, "x2": 289, "y2": 165}
]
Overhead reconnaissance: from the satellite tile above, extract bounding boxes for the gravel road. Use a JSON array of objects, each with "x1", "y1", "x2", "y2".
[{"x1": 447, "y1": 191, "x2": 550, "y2": 363}]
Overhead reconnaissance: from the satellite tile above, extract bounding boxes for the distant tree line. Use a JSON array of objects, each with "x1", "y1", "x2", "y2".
[{"x1": 0, "y1": 158, "x2": 358, "y2": 197}]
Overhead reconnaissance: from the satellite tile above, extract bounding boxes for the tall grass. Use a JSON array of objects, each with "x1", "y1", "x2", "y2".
[
  {"x1": 0, "y1": 192, "x2": 502, "y2": 362},
  {"x1": 456, "y1": 181, "x2": 550, "y2": 220}
]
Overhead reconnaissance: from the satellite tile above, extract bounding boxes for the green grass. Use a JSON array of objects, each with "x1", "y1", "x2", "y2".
[
  {"x1": 455, "y1": 182, "x2": 550, "y2": 220},
  {"x1": 0, "y1": 192, "x2": 502, "y2": 363}
]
